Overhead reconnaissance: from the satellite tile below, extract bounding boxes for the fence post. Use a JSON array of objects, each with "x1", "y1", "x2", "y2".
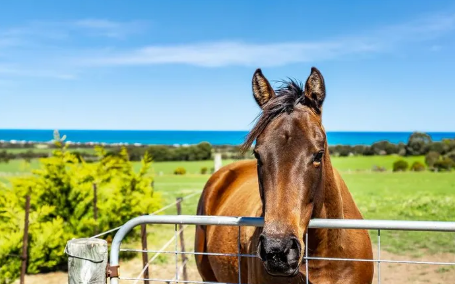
[
  {"x1": 93, "y1": 183, "x2": 98, "y2": 235},
  {"x1": 66, "y1": 238, "x2": 108, "y2": 284},
  {"x1": 214, "y1": 153, "x2": 222, "y2": 172},
  {"x1": 176, "y1": 198, "x2": 188, "y2": 281},
  {"x1": 141, "y1": 221, "x2": 150, "y2": 284},
  {"x1": 20, "y1": 194, "x2": 31, "y2": 284}
]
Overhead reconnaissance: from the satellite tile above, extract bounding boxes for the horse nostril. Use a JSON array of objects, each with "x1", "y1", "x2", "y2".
[
  {"x1": 290, "y1": 237, "x2": 300, "y2": 252},
  {"x1": 287, "y1": 237, "x2": 301, "y2": 264}
]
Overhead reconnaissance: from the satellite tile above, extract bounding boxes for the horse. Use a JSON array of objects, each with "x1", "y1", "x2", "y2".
[{"x1": 195, "y1": 67, "x2": 374, "y2": 284}]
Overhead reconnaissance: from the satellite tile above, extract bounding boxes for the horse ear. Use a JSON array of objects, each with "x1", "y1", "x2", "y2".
[
  {"x1": 304, "y1": 67, "x2": 326, "y2": 113},
  {"x1": 252, "y1": 68, "x2": 276, "y2": 108}
]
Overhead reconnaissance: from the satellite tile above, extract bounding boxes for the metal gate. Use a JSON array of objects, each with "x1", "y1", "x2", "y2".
[{"x1": 107, "y1": 215, "x2": 455, "y2": 284}]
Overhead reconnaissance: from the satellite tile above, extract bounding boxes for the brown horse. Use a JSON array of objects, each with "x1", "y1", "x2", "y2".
[{"x1": 195, "y1": 67, "x2": 374, "y2": 283}]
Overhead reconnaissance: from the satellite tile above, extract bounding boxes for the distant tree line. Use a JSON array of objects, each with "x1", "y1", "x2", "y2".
[
  {"x1": 2, "y1": 132, "x2": 455, "y2": 163},
  {"x1": 328, "y1": 132, "x2": 455, "y2": 158},
  {"x1": 0, "y1": 150, "x2": 49, "y2": 162},
  {"x1": 113, "y1": 142, "x2": 213, "y2": 162}
]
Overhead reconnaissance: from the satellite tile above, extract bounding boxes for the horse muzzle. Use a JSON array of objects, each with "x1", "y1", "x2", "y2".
[{"x1": 258, "y1": 234, "x2": 301, "y2": 277}]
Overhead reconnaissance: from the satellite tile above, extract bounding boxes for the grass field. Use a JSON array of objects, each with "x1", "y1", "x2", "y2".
[{"x1": 1, "y1": 155, "x2": 455, "y2": 257}]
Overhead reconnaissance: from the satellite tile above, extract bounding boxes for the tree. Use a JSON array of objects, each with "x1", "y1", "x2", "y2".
[
  {"x1": 425, "y1": 151, "x2": 440, "y2": 169},
  {"x1": 405, "y1": 132, "x2": 432, "y2": 156}
]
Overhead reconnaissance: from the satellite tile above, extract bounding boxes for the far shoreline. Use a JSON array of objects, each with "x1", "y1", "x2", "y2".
[{"x1": 1, "y1": 129, "x2": 455, "y2": 147}]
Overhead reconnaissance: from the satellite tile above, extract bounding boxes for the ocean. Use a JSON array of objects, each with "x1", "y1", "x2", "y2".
[{"x1": 1, "y1": 129, "x2": 455, "y2": 146}]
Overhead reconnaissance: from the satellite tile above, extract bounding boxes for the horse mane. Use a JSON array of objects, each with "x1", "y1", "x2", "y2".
[{"x1": 241, "y1": 79, "x2": 312, "y2": 154}]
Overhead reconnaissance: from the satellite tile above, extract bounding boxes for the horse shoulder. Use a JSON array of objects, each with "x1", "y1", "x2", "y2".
[{"x1": 198, "y1": 159, "x2": 259, "y2": 216}]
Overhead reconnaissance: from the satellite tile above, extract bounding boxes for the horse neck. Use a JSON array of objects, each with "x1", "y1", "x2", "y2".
[
  {"x1": 321, "y1": 149, "x2": 344, "y2": 220},
  {"x1": 308, "y1": 145, "x2": 345, "y2": 253}
]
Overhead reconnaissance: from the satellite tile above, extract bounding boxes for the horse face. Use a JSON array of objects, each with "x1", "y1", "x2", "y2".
[{"x1": 249, "y1": 68, "x2": 326, "y2": 277}]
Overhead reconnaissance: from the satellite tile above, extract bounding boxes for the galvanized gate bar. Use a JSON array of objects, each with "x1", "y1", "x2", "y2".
[{"x1": 109, "y1": 215, "x2": 455, "y2": 284}]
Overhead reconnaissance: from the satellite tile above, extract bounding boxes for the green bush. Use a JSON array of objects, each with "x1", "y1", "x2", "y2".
[
  {"x1": 393, "y1": 160, "x2": 409, "y2": 172},
  {"x1": 0, "y1": 131, "x2": 162, "y2": 284},
  {"x1": 410, "y1": 161, "x2": 426, "y2": 172},
  {"x1": 174, "y1": 167, "x2": 187, "y2": 175},
  {"x1": 433, "y1": 157, "x2": 455, "y2": 172},
  {"x1": 200, "y1": 167, "x2": 208, "y2": 174},
  {"x1": 425, "y1": 151, "x2": 440, "y2": 168}
]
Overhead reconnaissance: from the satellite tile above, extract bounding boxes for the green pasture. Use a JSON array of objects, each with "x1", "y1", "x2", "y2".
[
  {"x1": 1, "y1": 155, "x2": 455, "y2": 257},
  {"x1": 331, "y1": 155, "x2": 425, "y2": 171}
]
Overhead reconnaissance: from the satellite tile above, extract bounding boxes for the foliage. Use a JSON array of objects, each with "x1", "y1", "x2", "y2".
[
  {"x1": 393, "y1": 160, "x2": 409, "y2": 172},
  {"x1": 111, "y1": 142, "x2": 213, "y2": 162},
  {"x1": 200, "y1": 167, "x2": 208, "y2": 174},
  {"x1": 433, "y1": 157, "x2": 455, "y2": 172},
  {"x1": 0, "y1": 131, "x2": 162, "y2": 283},
  {"x1": 406, "y1": 132, "x2": 432, "y2": 156},
  {"x1": 425, "y1": 151, "x2": 440, "y2": 168},
  {"x1": 174, "y1": 167, "x2": 186, "y2": 175},
  {"x1": 410, "y1": 161, "x2": 425, "y2": 172}
]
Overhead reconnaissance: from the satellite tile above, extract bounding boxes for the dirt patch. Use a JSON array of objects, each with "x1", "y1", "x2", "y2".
[
  {"x1": 372, "y1": 248, "x2": 455, "y2": 284},
  {"x1": 15, "y1": 247, "x2": 455, "y2": 284}
]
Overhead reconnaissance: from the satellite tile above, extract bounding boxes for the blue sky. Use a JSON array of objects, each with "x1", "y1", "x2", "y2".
[{"x1": 1, "y1": 0, "x2": 455, "y2": 131}]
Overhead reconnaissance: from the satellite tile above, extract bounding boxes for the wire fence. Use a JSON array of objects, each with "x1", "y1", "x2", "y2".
[
  {"x1": 90, "y1": 191, "x2": 201, "y2": 239},
  {"x1": 105, "y1": 215, "x2": 455, "y2": 284}
]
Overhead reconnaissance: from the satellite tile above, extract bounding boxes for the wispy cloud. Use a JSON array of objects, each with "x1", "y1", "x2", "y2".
[
  {"x1": 0, "y1": 18, "x2": 148, "y2": 45},
  {"x1": 0, "y1": 66, "x2": 76, "y2": 80},
  {"x1": 80, "y1": 12, "x2": 455, "y2": 68},
  {"x1": 0, "y1": 12, "x2": 454, "y2": 80},
  {"x1": 71, "y1": 19, "x2": 147, "y2": 38},
  {"x1": 0, "y1": 19, "x2": 149, "y2": 80},
  {"x1": 82, "y1": 40, "x2": 379, "y2": 67}
]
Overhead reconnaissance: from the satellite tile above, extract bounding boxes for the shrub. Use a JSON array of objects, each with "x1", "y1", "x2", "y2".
[
  {"x1": 0, "y1": 131, "x2": 162, "y2": 284},
  {"x1": 425, "y1": 151, "x2": 440, "y2": 168},
  {"x1": 200, "y1": 167, "x2": 208, "y2": 175},
  {"x1": 433, "y1": 157, "x2": 455, "y2": 172},
  {"x1": 362, "y1": 147, "x2": 375, "y2": 156},
  {"x1": 445, "y1": 151, "x2": 455, "y2": 162},
  {"x1": 393, "y1": 160, "x2": 409, "y2": 172},
  {"x1": 371, "y1": 141, "x2": 398, "y2": 155},
  {"x1": 410, "y1": 161, "x2": 425, "y2": 172},
  {"x1": 174, "y1": 167, "x2": 186, "y2": 175}
]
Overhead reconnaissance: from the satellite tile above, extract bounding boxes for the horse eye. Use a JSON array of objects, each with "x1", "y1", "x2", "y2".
[
  {"x1": 313, "y1": 151, "x2": 324, "y2": 163},
  {"x1": 253, "y1": 151, "x2": 260, "y2": 160}
]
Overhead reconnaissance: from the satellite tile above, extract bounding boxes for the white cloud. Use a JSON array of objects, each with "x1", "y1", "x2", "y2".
[
  {"x1": 0, "y1": 19, "x2": 148, "y2": 43},
  {"x1": 1, "y1": 12, "x2": 454, "y2": 80},
  {"x1": 70, "y1": 19, "x2": 148, "y2": 38},
  {"x1": 80, "y1": 13, "x2": 455, "y2": 68},
  {"x1": 0, "y1": 66, "x2": 76, "y2": 80},
  {"x1": 82, "y1": 40, "x2": 379, "y2": 67}
]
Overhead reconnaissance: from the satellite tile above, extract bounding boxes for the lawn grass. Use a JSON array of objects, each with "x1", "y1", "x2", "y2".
[
  {"x1": 0, "y1": 159, "x2": 40, "y2": 173},
  {"x1": 344, "y1": 172, "x2": 455, "y2": 254},
  {"x1": 331, "y1": 155, "x2": 425, "y2": 171}
]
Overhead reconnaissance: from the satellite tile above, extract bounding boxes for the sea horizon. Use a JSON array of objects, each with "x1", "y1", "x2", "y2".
[{"x1": 1, "y1": 129, "x2": 455, "y2": 146}]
